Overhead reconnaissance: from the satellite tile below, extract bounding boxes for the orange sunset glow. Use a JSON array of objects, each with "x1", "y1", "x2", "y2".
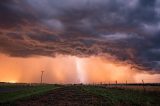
[{"x1": 0, "y1": 53, "x2": 159, "y2": 84}]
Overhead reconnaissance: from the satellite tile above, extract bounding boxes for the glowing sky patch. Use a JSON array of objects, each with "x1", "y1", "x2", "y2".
[
  {"x1": 75, "y1": 58, "x2": 86, "y2": 83},
  {"x1": 0, "y1": 53, "x2": 159, "y2": 83}
]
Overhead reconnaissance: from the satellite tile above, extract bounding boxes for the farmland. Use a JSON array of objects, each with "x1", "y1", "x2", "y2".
[
  {"x1": 0, "y1": 83, "x2": 160, "y2": 106},
  {"x1": 83, "y1": 85, "x2": 160, "y2": 106},
  {"x1": 0, "y1": 83, "x2": 59, "y2": 104}
]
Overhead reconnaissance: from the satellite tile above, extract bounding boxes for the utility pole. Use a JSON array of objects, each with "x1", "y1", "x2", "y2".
[{"x1": 41, "y1": 71, "x2": 44, "y2": 84}]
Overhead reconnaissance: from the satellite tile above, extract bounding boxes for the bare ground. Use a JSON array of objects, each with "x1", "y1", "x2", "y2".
[{"x1": 13, "y1": 86, "x2": 108, "y2": 106}]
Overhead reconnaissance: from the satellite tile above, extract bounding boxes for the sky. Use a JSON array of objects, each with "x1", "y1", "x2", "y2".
[{"x1": 0, "y1": 0, "x2": 160, "y2": 83}]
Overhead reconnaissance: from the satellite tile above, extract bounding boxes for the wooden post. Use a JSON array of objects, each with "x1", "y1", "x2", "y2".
[
  {"x1": 41, "y1": 71, "x2": 44, "y2": 84},
  {"x1": 142, "y1": 80, "x2": 145, "y2": 92},
  {"x1": 116, "y1": 80, "x2": 117, "y2": 88}
]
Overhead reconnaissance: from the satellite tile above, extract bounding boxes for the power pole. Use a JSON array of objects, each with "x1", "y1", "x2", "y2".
[{"x1": 41, "y1": 71, "x2": 44, "y2": 84}]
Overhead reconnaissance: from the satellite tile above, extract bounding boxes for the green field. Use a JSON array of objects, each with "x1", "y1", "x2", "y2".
[
  {"x1": 0, "y1": 83, "x2": 59, "y2": 103},
  {"x1": 0, "y1": 84, "x2": 160, "y2": 106},
  {"x1": 82, "y1": 86, "x2": 160, "y2": 106}
]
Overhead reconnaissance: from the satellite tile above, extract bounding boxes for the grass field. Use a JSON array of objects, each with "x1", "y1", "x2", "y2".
[
  {"x1": 0, "y1": 83, "x2": 59, "y2": 103},
  {"x1": 82, "y1": 85, "x2": 160, "y2": 106},
  {"x1": 0, "y1": 83, "x2": 160, "y2": 106}
]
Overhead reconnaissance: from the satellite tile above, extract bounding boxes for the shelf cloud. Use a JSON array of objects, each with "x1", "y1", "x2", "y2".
[{"x1": 0, "y1": 0, "x2": 160, "y2": 73}]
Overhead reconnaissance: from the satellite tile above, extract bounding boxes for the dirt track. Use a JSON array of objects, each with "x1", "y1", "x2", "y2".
[{"x1": 15, "y1": 86, "x2": 107, "y2": 106}]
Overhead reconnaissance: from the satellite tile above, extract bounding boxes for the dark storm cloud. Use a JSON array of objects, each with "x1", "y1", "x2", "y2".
[{"x1": 0, "y1": 0, "x2": 160, "y2": 72}]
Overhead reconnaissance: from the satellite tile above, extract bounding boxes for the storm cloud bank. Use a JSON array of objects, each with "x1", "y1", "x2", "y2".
[{"x1": 0, "y1": 0, "x2": 160, "y2": 72}]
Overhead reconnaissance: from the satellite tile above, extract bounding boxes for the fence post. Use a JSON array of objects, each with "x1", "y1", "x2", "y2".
[
  {"x1": 41, "y1": 71, "x2": 44, "y2": 84},
  {"x1": 142, "y1": 80, "x2": 145, "y2": 92},
  {"x1": 116, "y1": 80, "x2": 117, "y2": 88}
]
